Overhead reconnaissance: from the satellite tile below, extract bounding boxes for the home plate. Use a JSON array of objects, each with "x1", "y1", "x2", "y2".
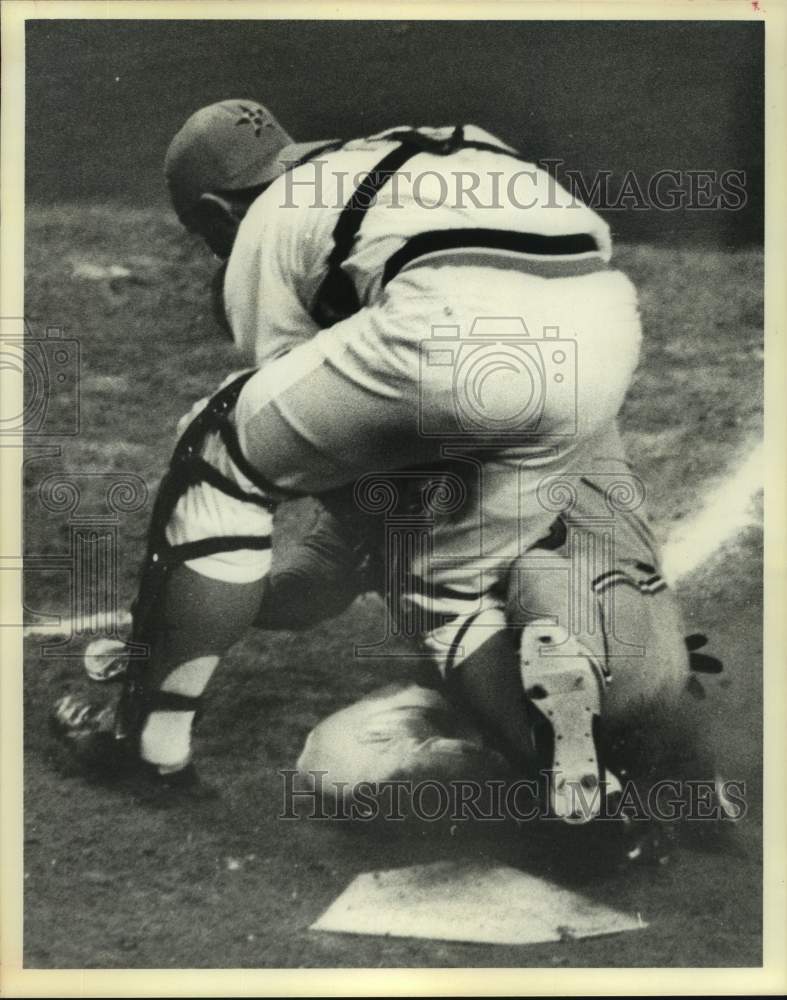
[{"x1": 311, "y1": 860, "x2": 646, "y2": 946}]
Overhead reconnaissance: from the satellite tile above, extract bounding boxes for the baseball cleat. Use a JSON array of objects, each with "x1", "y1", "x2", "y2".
[
  {"x1": 520, "y1": 625, "x2": 607, "y2": 822},
  {"x1": 50, "y1": 692, "x2": 215, "y2": 804},
  {"x1": 50, "y1": 692, "x2": 121, "y2": 769}
]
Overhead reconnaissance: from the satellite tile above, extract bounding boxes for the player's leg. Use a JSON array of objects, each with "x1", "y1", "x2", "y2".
[
  {"x1": 127, "y1": 568, "x2": 269, "y2": 775},
  {"x1": 55, "y1": 508, "x2": 370, "y2": 785},
  {"x1": 413, "y1": 463, "x2": 694, "y2": 825},
  {"x1": 254, "y1": 495, "x2": 379, "y2": 632},
  {"x1": 504, "y1": 424, "x2": 725, "y2": 822},
  {"x1": 403, "y1": 262, "x2": 646, "y2": 809},
  {"x1": 415, "y1": 599, "x2": 532, "y2": 773},
  {"x1": 52, "y1": 338, "x2": 438, "y2": 786},
  {"x1": 52, "y1": 372, "x2": 281, "y2": 784},
  {"x1": 408, "y1": 407, "x2": 654, "y2": 819},
  {"x1": 406, "y1": 436, "x2": 581, "y2": 794},
  {"x1": 132, "y1": 491, "x2": 374, "y2": 772},
  {"x1": 442, "y1": 630, "x2": 534, "y2": 769}
]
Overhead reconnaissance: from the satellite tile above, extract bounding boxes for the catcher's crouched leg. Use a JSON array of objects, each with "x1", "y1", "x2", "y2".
[
  {"x1": 53, "y1": 374, "x2": 376, "y2": 796},
  {"x1": 506, "y1": 536, "x2": 732, "y2": 832},
  {"x1": 294, "y1": 683, "x2": 513, "y2": 824},
  {"x1": 52, "y1": 372, "x2": 281, "y2": 794}
]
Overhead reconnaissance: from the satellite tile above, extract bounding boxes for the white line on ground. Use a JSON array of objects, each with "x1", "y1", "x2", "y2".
[
  {"x1": 23, "y1": 442, "x2": 763, "y2": 638},
  {"x1": 660, "y1": 440, "x2": 763, "y2": 585}
]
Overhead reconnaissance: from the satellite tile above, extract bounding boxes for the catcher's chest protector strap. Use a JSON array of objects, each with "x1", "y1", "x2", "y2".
[{"x1": 310, "y1": 126, "x2": 536, "y2": 328}]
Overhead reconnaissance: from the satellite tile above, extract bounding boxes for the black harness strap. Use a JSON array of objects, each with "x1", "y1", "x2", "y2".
[
  {"x1": 143, "y1": 691, "x2": 203, "y2": 714},
  {"x1": 212, "y1": 414, "x2": 302, "y2": 501},
  {"x1": 167, "y1": 535, "x2": 272, "y2": 565},
  {"x1": 382, "y1": 126, "x2": 530, "y2": 161},
  {"x1": 173, "y1": 369, "x2": 258, "y2": 460},
  {"x1": 116, "y1": 371, "x2": 283, "y2": 741},
  {"x1": 293, "y1": 140, "x2": 345, "y2": 166},
  {"x1": 310, "y1": 134, "x2": 444, "y2": 327},
  {"x1": 309, "y1": 126, "x2": 600, "y2": 328},
  {"x1": 182, "y1": 456, "x2": 274, "y2": 510}
]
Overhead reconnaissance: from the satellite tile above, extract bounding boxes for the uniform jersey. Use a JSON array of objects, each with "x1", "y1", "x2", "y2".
[
  {"x1": 224, "y1": 124, "x2": 613, "y2": 368},
  {"x1": 169, "y1": 122, "x2": 643, "y2": 672}
]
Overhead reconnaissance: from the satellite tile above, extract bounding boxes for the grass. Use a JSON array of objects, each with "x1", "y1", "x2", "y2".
[{"x1": 22, "y1": 205, "x2": 763, "y2": 967}]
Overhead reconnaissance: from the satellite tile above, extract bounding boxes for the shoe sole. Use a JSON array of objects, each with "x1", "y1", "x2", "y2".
[{"x1": 520, "y1": 627, "x2": 605, "y2": 822}]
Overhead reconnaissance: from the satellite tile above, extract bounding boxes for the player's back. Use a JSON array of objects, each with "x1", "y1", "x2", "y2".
[{"x1": 224, "y1": 124, "x2": 612, "y2": 365}]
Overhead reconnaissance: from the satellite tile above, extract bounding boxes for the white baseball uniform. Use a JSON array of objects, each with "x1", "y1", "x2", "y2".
[{"x1": 167, "y1": 124, "x2": 646, "y2": 673}]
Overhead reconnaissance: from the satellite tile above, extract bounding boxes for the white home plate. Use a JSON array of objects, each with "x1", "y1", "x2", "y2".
[{"x1": 311, "y1": 860, "x2": 646, "y2": 946}]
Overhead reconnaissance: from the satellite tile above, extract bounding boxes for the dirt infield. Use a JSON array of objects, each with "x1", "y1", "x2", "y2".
[{"x1": 22, "y1": 204, "x2": 763, "y2": 967}]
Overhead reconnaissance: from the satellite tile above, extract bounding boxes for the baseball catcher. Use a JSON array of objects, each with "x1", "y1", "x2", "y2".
[{"x1": 52, "y1": 101, "x2": 727, "y2": 834}]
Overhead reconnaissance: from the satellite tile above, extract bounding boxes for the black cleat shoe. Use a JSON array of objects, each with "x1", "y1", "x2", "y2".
[
  {"x1": 50, "y1": 692, "x2": 216, "y2": 805},
  {"x1": 50, "y1": 691, "x2": 127, "y2": 775}
]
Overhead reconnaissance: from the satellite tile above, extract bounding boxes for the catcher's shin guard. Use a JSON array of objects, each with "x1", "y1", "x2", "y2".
[{"x1": 112, "y1": 369, "x2": 280, "y2": 745}]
